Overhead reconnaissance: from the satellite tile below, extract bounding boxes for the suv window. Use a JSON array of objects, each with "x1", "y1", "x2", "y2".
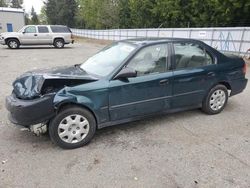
[
  {"x1": 24, "y1": 26, "x2": 36, "y2": 33},
  {"x1": 50, "y1": 26, "x2": 71, "y2": 33},
  {"x1": 38, "y1": 26, "x2": 49, "y2": 33},
  {"x1": 127, "y1": 43, "x2": 168, "y2": 76},
  {"x1": 174, "y1": 42, "x2": 213, "y2": 69}
]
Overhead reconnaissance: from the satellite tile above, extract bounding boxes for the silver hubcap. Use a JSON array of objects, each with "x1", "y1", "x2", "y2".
[
  {"x1": 209, "y1": 89, "x2": 226, "y2": 111},
  {"x1": 58, "y1": 114, "x2": 89, "y2": 144},
  {"x1": 9, "y1": 41, "x2": 17, "y2": 48},
  {"x1": 56, "y1": 41, "x2": 63, "y2": 48}
]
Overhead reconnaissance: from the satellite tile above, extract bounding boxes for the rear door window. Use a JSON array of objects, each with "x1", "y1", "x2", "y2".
[
  {"x1": 173, "y1": 42, "x2": 213, "y2": 69},
  {"x1": 50, "y1": 26, "x2": 71, "y2": 33},
  {"x1": 38, "y1": 26, "x2": 49, "y2": 33}
]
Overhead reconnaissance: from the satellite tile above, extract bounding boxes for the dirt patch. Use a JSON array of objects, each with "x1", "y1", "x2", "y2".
[{"x1": 74, "y1": 36, "x2": 112, "y2": 45}]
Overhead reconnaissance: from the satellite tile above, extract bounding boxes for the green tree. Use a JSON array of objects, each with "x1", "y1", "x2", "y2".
[
  {"x1": 118, "y1": 0, "x2": 131, "y2": 28},
  {"x1": 76, "y1": 0, "x2": 250, "y2": 29},
  {"x1": 45, "y1": 0, "x2": 78, "y2": 27},
  {"x1": 11, "y1": 0, "x2": 23, "y2": 8},
  {"x1": 77, "y1": 0, "x2": 119, "y2": 29},
  {"x1": 213, "y1": 0, "x2": 250, "y2": 27},
  {"x1": 129, "y1": 0, "x2": 158, "y2": 28},
  {"x1": 39, "y1": 5, "x2": 48, "y2": 24},
  {"x1": 0, "y1": 0, "x2": 7, "y2": 7},
  {"x1": 30, "y1": 6, "x2": 39, "y2": 24},
  {"x1": 24, "y1": 13, "x2": 31, "y2": 25}
]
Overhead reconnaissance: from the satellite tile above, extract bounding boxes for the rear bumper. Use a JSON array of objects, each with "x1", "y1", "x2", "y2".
[
  {"x1": 230, "y1": 78, "x2": 248, "y2": 96},
  {"x1": 65, "y1": 40, "x2": 74, "y2": 45},
  {"x1": 5, "y1": 93, "x2": 56, "y2": 127}
]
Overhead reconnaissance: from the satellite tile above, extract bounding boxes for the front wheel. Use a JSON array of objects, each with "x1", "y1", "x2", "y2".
[
  {"x1": 202, "y1": 84, "x2": 228, "y2": 115},
  {"x1": 49, "y1": 107, "x2": 96, "y2": 149},
  {"x1": 7, "y1": 39, "x2": 20, "y2": 49}
]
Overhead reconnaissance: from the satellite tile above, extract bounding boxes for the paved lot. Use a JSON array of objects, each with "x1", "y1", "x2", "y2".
[{"x1": 0, "y1": 42, "x2": 249, "y2": 188}]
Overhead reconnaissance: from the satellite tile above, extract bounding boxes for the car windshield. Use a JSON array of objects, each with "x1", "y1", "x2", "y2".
[{"x1": 80, "y1": 42, "x2": 136, "y2": 77}]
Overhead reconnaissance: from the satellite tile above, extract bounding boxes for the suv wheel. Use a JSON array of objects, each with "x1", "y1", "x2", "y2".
[
  {"x1": 54, "y1": 39, "x2": 65, "y2": 48},
  {"x1": 202, "y1": 84, "x2": 228, "y2": 115},
  {"x1": 49, "y1": 106, "x2": 96, "y2": 149},
  {"x1": 7, "y1": 39, "x2": 20, "y2": 49}
]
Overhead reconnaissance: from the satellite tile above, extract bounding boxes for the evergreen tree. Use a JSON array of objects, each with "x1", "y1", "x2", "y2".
[
  {"x1": 39, "y1": 5, "x2": 48, "y2": 24},
  {"x1": 30, "y1": 6, "x2": 39, "y2": 24},
  {"x1": 68, "y1": 0, "x2": 250, "y2": 29},
  {"x1": 24, "y1": 13, "x2": 31, "y2": 25},
  {"x1": 118, "y1": 0, "x2": 131, "y2": 28},
  {"x1": 45, "y1": 0, "x2": 78, "y2": 27},
  {"x1": 11, "y1": 0, "x2": 23, "y2": 8},
  {"x1": 0, "y1": 0, "x2": 7, "y2": 7}
]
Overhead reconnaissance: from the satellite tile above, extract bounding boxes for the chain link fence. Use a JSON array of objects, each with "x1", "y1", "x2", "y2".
[{"x1": 71, "y1": 27, "x2": 250, "y2": 55}]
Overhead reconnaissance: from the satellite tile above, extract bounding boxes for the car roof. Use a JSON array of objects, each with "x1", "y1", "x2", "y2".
[
  {"x1": 25, "y1": 25, "x2": 68, "y2": 27},
  {"x1": 122, "y1": 37, "x2": 203, "y2": 46}
]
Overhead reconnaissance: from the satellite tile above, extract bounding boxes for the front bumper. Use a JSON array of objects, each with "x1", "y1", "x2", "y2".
[
  {"x1": 0, "y1": 38, "x2": 5, "y2": 45},
  {"x1": 5, "y1": 93, "x2": 56, "y2": 127}
]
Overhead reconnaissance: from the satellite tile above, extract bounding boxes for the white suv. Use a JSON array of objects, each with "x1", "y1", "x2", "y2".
[{"x1": 0, "y1": 25, "x2": 74, "y2": 49}]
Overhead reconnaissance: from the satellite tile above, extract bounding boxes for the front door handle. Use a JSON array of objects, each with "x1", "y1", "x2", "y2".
[
  {"x1": 34, "y1": 34, "x2": 38, "y2": 36},
  {"x1": 159, "y1": 79, "x2": 169, "y2": 85},
  {"x1": 207, "y1": 72, "x2": 215, "y2": 77}
]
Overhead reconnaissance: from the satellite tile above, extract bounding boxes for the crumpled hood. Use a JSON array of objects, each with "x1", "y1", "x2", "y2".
[{"x1": 13, "y1": 65, "x2": 98, "y2": 99}]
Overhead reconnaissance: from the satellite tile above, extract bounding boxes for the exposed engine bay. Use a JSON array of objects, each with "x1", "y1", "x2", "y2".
[{"x1": 12, "y1": 65, "x2": 98, "y2": 100}]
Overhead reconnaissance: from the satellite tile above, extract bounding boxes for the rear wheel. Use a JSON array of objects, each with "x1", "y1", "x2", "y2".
[
  {"x1": 53, "y1": 38, "x2": 65, "y2": 48},
  {"x1": 49, "y1": 106, "x2": 96, "y2": 149},
  {"x1": 202, "y1": 84, "x2": 228, "y2": 115},
  {"x1": 7, "y1": 39, "x2": 20, "y2": 49}
]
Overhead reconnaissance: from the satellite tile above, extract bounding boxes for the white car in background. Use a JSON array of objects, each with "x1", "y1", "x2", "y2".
[{"x1": 0, "y1": 25, "x2": 74, "y2": 49}]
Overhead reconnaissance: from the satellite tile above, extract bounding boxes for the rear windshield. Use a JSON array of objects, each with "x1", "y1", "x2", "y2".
[{"x1": 50, "y1": 26, "x2": 71, "y2": 33}]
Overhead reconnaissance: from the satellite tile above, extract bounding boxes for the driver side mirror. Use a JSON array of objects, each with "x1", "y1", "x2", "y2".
[
  {"x1": 22, "y1": 31, "x2": 25, "y2": 34},
  {"x1": 114, "y1": 67, "x2": 137, "y2": 79}
]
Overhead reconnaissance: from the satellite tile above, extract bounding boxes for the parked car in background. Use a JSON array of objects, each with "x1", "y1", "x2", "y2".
[
  {"x1": 5, "y1": 38, "x2": 248, "y2": 149},
  {"x1": 0, "y1": 25, "x2": 74, "y2": 49}
]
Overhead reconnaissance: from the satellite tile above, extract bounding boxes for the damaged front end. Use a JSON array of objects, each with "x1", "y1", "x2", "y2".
[{"x1": 5, "y1": 65, "x2": 98, "y2": 133}]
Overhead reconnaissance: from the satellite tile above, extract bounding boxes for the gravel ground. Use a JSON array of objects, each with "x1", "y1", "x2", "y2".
[{"x1": 0, "y1": 42, "x2": 249, "y2": 188}]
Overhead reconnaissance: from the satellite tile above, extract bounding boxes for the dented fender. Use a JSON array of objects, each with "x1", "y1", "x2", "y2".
[{"x1": 53, "y1": 85, "x2": 110, "y2": 125}]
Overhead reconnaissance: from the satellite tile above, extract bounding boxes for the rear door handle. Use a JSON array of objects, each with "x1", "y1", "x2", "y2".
[
  {"x1": 34, "y1": 34, "x2": 38, "y2": 36},
  {"x1": 159, "y1": 79, "x2": 169, "y2": 85}
]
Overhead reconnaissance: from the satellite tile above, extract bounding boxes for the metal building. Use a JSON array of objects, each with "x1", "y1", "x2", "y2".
[{"x1": 0, "y1": 7, "x2": 25, "y2": 33}]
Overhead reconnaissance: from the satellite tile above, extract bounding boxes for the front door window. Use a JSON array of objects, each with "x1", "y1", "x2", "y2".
[
  {"x1": 24, "y1": 26, "x2": 36, "y2": 33},
  {"x1": 127, "y1": 43, "x2": 169, "y2": 76}
]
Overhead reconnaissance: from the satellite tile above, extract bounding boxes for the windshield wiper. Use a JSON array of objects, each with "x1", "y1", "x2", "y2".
[{"x1": 74, "y1": 64, "x2": 85, "y2": 72}]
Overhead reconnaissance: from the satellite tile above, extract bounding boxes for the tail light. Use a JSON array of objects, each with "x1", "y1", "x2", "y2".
[{"x1": 243, "y1": 63, "x2": 247, "y2": 74}]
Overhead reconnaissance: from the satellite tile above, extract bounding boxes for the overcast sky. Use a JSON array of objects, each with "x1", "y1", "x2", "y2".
[{"x1": 23, "y1": 0, "x2": 44, "y2": 14}]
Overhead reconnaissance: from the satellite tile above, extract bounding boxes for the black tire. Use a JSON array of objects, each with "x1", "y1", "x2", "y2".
[
  {"x1": 202, "y1": 84, "x2": 228, "y2": 115},
  {"x1": 7, "y1": 39, "x2": 20, "y2": 49},
  {"x1": 53, "y1": 38, "x2": 65, "y2": 48},
  {"x1": 49, "y1": 106, "x2": 96, "y2": 149}
]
